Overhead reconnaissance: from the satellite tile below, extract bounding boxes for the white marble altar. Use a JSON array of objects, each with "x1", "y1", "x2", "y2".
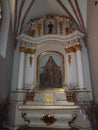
[{"x1": 9, "y1": 15, "x2": 92, "y2": 130}]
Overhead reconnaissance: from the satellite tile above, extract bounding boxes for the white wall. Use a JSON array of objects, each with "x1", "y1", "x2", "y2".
[{"x1": 0, "y1": 24, "x2": 14, "y2": 100}]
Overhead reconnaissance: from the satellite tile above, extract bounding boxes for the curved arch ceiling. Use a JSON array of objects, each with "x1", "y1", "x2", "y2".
[{"x1": 9, "y1": 0, "x2": 87, "y2": 36}]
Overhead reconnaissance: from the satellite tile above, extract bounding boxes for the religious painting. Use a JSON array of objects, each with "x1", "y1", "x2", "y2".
[
  {"x1": 37, "y1": 51, "x2": 65, "y2": 90},
  {"x1": 44, "y1": 18, "x2": 57, "y2": 34}
]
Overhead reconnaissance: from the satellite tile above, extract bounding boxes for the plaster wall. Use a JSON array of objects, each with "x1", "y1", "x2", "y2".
[
  {"x1": 87, "y1": 0, "x2": 98, "y2": 102},
  {"x1": 0, "y1": 24, "x2": 14, "y2": 100}
]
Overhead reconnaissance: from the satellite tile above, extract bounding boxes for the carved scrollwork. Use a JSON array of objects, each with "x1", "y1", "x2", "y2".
[
  {"x1": 24, "y1": 14, "x2": 75, "y2": 37},
  {"x1": 68, "y1": 113, "x2": 77, "y2": 127},
  {"x1": 58, "y1": 21, "x2": 63, "y2": 34},
  {"x1": 21, "y1": 112, "x2": 31, "y2": 126}
]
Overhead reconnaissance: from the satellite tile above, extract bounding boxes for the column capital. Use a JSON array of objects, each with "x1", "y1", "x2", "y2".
[
  {"x1": 19, "y1": 46, "x2": 25, "y2": 53},
  {"x1": 65, "y1": 46, "x2": 75, "y2": 54},
  {"x1": 19, "y1": 40, "x2": 36, "y2": 54},
  {"x1": 75, "y1": 44, "x2": 82, "y2": 51},
  {"x1": 19, "y1": 41, "x2": 26, "y2": 53},
  {"x1": 19, "y1": 45, "x2": 36, "y2": 54},
  {"x1": 25, "y1": 48, "x2": 36, "y2": 54}
]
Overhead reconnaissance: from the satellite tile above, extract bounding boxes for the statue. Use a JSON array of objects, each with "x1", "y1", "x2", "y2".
[
  {"x1": 48, "y1": 21, "x2": 53, "y2": 34},
  {"x1": 25, "y1": 22, "x2": 35, "y2": 36},
  {"x1": 40, "y1": 56, "x2": 62, "y2": 88}
]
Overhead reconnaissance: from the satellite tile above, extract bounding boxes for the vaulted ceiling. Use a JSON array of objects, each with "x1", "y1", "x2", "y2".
[{"x1": 9, "y1": 0, "x2": 87, "y2": 37}]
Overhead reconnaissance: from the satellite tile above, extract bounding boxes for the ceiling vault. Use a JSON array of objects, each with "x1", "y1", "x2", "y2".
[
  {"x1": 13, "y1": 0, "x2": 87, "y2": 46},
  {"x1": 74, "y1": 0, "x2": 86, "y2": 33},
  {"x1": 56, "y1": 0, "x2": 81, "y2": 32},
  {"x1": 19, "y1": 0, "x2": 35, "y2": 34},
  {"x1": 68, "y1": 0, "x2": 82, "y2": 31},
  {"x1": 16, "y1": 0, "x2": 26, "y2": 34},
  {"x1": 14, "y1": 0, "x2": 18, "y2": 38}
]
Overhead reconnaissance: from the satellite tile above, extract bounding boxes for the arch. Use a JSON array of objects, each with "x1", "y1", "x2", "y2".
[{"x1": 0, "y1": 0, "x2": 10, "y2": 57}]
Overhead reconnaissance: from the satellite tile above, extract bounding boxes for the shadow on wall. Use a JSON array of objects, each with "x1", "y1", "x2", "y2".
[{"x1": 0, "y1": 98, "x2": 10, "y2": 130}]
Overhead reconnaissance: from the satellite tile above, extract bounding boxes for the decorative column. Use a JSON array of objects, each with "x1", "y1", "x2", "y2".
[
  {"x1": 65, "y1": 41, "x2": 78, "y2": 88},
  {"x1": 24, "y1": 47, "x2": 36, "y2": 90},
  {"x1": 75, "y1": 38, "x2": 84, "y2": 89},
  {"x1": 17, "y1": 41, "x2": 26, "y2": 90}
]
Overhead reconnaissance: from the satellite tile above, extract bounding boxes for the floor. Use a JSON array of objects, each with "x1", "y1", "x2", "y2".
[{"x1": 16, "y1": 126, "x2": 79, "y2": 130}]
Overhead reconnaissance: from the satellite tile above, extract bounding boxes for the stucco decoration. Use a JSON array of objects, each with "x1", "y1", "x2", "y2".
[{"x1": 25, "y1": 15, "x2": 74, "y2": 37}]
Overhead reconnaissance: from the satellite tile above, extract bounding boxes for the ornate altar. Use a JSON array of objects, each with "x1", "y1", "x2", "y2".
[{"x1": 8, "y1": 15, "x2": 92, "y2": 130}]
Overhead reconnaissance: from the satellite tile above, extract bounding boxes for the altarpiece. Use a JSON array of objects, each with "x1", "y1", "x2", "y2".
[{"x1": 8, "y1": 15, "x2": 92, "y2": 130}]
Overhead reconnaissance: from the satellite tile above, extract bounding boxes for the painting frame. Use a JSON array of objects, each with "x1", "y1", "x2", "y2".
[{"x1": 36, "y1": 51, "x2": 65, "y2": 91}]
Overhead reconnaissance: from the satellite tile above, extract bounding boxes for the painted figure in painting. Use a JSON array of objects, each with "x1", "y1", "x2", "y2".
[{"x1": 40, "y1": 56, "x2": 62, "y2": 88}]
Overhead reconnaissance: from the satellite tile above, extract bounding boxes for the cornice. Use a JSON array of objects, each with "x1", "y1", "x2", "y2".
[{"x1": 17, "y1": 31, "x2": 84, "y2": 45}]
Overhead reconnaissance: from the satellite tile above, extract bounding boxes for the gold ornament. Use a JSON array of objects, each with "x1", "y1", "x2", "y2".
[
  {"x1": 65, "y1": 46, "x2": 75, "y2": 54},
  {"x1": 29, "y1": 55, "x2": 33, "y2": 67},
  {"x1": 68, "y1": 54, "x2": 72, "y2": 66},
  {"x1": 75, "y1": 44, "x2": 82, "y2": 51}
]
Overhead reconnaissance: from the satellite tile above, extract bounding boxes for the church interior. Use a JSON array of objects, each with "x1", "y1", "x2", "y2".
[{"x1": 0, "y1": 0, "x2": 98, "y2": 130}]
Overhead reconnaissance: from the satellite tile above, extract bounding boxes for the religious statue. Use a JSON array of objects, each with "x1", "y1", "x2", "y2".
[
  {"x1": 25, "y1": 22, "x2": 35, "y2": 37},
  {"x1": 40, "y1": 56, "x2": 62, "y2": 88},
  {"x1": 48, "y1": 21, "x2": 53, "y2": 34}
]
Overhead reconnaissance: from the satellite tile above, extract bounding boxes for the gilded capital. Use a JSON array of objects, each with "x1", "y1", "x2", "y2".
[
  {"x1": 65, "y1": 46, "x2": 75, "y2": 54},
  {"x1": 19, "y1": 44, "x2": 36, "y2": 54},
  {"x1": 25, "y1": 48, "x2": 36, "y2": 54},
  {"x1": 19, "y1": 41, "x2": 26, "y2": 53},
  {"x1": 75, "y1": 44, "x2": 82, "y2": 51},
  {"x1": 19, "y1": 46, "x2": 26, "y2": 53}
]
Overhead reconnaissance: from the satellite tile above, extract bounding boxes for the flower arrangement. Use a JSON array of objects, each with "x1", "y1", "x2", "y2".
[
  {"x1": 23, "y1": 82, "x2": 36, "y2": 105},
  {"x1": 65, "y1": 83, "x2": 78, "y2": 102}
]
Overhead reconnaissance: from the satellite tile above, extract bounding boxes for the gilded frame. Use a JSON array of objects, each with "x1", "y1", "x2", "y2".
[{"x1": 36, "y1": 50, "x2": 65, "y2": 91}]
